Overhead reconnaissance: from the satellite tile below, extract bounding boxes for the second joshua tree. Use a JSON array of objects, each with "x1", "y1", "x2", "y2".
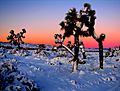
[{"x1": 7, "y1": 29, "x2": 26, "y2": 49}]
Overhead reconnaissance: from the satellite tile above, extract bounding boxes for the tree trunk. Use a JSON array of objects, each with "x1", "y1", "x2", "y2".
[
  {"x1": 99, "y1": 41, "x2": 103, "y2": 69},
  {"x1": 72, "y1": 32, "x2": 79, "y2": 72},
  {"x1": 72, "y1": 60, "x2": 78, "y2": 72}
]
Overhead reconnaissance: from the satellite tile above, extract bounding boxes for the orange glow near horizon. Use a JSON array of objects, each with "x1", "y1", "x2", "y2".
[
  {"x1": 0, "y1": 25, "x2": 120, "y2": 48},
  {"x1": 0, "y1": 22, "x2": 120, "y2": 48}
]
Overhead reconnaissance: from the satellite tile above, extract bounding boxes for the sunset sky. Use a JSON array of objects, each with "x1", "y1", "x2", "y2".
[{"x1": 0, "y1": 0, "x2": 120, "y2": 48}]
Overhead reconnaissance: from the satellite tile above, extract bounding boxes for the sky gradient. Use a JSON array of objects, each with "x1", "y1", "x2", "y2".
[{"x1": 0, "y1": 0, "x2": 120, "y2": 48}]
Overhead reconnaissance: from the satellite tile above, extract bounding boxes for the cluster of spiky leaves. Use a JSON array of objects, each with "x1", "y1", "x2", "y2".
[{"x1": 59, "y1": 8, "x2": 78, "y2": 38}]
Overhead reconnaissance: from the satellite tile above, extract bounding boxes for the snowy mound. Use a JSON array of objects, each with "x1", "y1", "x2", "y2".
[{"x1": 0, "y1": 60, "x2": 40, "y2": 91}]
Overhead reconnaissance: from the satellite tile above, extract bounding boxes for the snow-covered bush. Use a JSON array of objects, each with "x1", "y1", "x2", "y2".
[{"x1": 0, "y1": 60, "x2": 40, "y2": 91}]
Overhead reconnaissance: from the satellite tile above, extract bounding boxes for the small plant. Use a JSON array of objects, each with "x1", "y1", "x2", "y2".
[{"x1": 7, "y1": 29, "x2": 26, "y2": 49}]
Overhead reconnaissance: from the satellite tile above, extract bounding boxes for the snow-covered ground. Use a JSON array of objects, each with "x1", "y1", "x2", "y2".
[{"x1": 0, "y1": 42, "x2": 120, "y2": 91}]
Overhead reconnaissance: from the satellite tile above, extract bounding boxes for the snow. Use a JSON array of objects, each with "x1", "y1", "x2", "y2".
[{"x1": 0, "y1": 42, "x2": 120, "y2": 91}]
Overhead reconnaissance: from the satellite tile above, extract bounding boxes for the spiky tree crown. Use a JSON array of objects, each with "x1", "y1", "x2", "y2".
[{"x1": 59, "y1": 3, "x2": 97, "y2": 38}]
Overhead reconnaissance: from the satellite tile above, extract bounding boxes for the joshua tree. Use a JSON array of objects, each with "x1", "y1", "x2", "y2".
[
  {"x1": 7, "y1": 29, "x2": 26, "y2": 49},
  {"x1": 55, "y1": 3, "x2": 105, "y2": 72}
]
